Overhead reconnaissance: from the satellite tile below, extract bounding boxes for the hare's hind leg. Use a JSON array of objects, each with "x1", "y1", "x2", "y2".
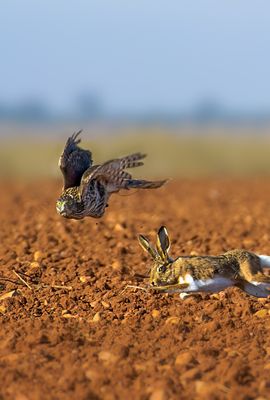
[
  {"x1": 237, "y1": 281, "x2": 270, "y2": 298},
  {"x1": 249, "y1": 274, "x2": 270, "y2": 297},
  {"x1": 238, "y1": 256, "x2": 266, "y2": 283},
  {"x1": 238, "y1": 257, "x2": 270, "y2": 297}
]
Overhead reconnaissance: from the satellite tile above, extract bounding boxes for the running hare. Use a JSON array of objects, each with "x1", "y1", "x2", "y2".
[{"x1": 138, "y1": 226, "x2": 270, "y2": 298}]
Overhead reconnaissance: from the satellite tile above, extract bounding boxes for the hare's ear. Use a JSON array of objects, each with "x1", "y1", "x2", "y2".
[
  {"x1": 156, "y1": 226, "x2": 170, "y2": 261},
  {"x1": 138, "y1": 234, "x2": 159, "y2": 260}
]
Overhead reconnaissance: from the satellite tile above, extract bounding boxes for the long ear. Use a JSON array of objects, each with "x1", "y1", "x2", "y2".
[
  {"x1": 138, "y1": 234, "x2": 159, "y2": 260},
  {"x1": 156, "y1": 226, "x2": 170, "y2": 261}
]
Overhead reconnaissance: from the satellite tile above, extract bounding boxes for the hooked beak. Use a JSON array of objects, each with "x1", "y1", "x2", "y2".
[{"x1": 56, "y1": 200, "x2": 67, "y2": 216}]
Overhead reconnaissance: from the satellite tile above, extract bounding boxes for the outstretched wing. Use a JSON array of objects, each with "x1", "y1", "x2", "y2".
[
  {"x1": 59, "y1": 130, "x2": 93, "y2": 189},
  {"x1": 80, "y1": 153, "x2": 146, "y2": 192},
  {"x1": 80, "y1": 153, "x2": 166, "y2": 195}
]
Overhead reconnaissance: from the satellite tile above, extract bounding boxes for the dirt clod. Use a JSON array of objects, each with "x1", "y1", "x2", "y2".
[{"x1": 0, "y1": 178, "x2": 270, "y2": 400}]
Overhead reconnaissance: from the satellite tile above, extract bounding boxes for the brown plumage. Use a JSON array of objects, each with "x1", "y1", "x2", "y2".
[{"x1": 56, "y1": 131, "x2": 167, "y2": 219}]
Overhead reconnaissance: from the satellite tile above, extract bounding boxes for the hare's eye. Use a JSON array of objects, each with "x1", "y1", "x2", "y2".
[{"x1": 158, "y1": 265, "x2": 166, "y2": 273}]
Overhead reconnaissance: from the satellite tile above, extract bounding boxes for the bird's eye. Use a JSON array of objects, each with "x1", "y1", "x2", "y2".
[{"x1": 158, "y1": 265, "x2": 166, "y2": 273}]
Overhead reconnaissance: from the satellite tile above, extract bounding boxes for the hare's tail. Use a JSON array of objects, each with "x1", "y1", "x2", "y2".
[{"x1": 258, "y1": 255, "x2": 270, "y2": 268}]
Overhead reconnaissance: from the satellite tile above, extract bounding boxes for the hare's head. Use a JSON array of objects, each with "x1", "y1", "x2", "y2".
[{"x1": 138, "y1": 226, "x2": 178, "y2": 287}]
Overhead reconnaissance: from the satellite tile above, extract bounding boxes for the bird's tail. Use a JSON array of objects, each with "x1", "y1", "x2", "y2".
[
  {"x1": 124, "y1": 179, "x2": 167, "y2": 190},
  {"x1": 90, "y1": 153, "x2": 167, "y2": 193}
]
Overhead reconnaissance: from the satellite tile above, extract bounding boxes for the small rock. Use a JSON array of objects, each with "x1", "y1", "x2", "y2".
[
  {"x1": 79, "y1": 276, "x2": 88, "y2": 283},
  {"x1": 62, "y1": 314, "x2": 76, "y2": 319},
  {"x1": 254, "y1": 309, "x2": 268, "y2": 318},
  {"x1": 101, "y1": 301, "x2": 110, "y2": 309},
  {"x1": 195, "y1": 381, "x2": 226, "y2": 396},
  {"x1": 151, "y1": 309, "x2": 160, "y2": 318},
  {"x1": 134, "y1": 363, "x2": 147, "y2": 372},
  {"x1": 195, "y1": 380, "x2": 209, "y2": 394},
  {"x1": 34, "y1": 251, "x2": 45, "y2": 262},
  {"x1": 264, "y1": 363, "x2": 270, "y2": 370},
  {"x1": 111, "y1": 260, "x2": 121, "y2": 271},
  {"x1": 190, "y1": 250, "x2": 198, "y2": 256},
  {"x1": 98, "y1": 351, "x2": 119, "y2": 364},
  {"x1": 85, "y1": 369, "x2": 100, "y2": 381},
  {"x1": 0, "y1": 290, "x2": 17, "y2": 301},
  {"x1": 29, "y1": 261, "x2": 40, "y2": 271},
  {"x1": 243, "y1": 238, "x2": 254, "y2": 247},
  {"x1": 15, "y1": 394, "x2": 29, "y2": 400},
  {"x1": 0, "y1": 305, "x2": 6, "y2": 313},
  {"x1": 244, "y1": 215, "x2": 253, "y2": 224},
  {"x1": 210, "y1": 293, "x2": 220, "y2": 300},
  {"x1": 165, "y1": 316, "x2": 179, "y2": 325},
  {"x1": 175, "y1": 351, "x2": 194, "y2": 366},
  {"x1": 62, "y1": 310, "x2": 77, "y2": 319},
  {"x1": 92, "y1": 312, "x2": 101, "y2": 322},
  {"x1": 114, "y1": 223, "x2": 125, "y2": 232},
  {"x1": 180, "y1": 367, "x2": 201, "y2": 384},
  {"x1": 225, "y1": 349, "x2": 241, "y2": 357},
  {"x1": 149, "y1": 389, "x2": 166, "y2": 400}
]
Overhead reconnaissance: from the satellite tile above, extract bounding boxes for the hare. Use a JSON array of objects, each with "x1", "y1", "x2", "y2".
[{"x1": 138, "y1": 226, "x2": 270, "y2": 298}]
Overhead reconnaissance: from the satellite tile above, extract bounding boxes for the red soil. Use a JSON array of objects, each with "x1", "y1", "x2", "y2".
[{"x1": 0, "y1": 178, "x2": 270, "y2": 400}]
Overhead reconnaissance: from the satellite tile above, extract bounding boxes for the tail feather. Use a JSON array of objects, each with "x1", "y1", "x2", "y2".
[
  {"x1": 259, "y1": 255, "x2": 270, "y2": 268},
  {"x1": 90, "y1": 153, "x2": 167, "y2": 192},
  {"x1": 120, "y1": 153, "x2": 147, "y2": 169},
  {"x1": 125, "y1": 179, "x2": 167, "y2": 189},
  {"x1": 92, "y1": 153, "x2": 146, "y2": 179}
]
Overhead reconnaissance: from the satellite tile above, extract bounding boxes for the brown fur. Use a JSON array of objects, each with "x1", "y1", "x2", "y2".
[{"x1": 139, "y1": 227, "x2": 270, "y2": 298}]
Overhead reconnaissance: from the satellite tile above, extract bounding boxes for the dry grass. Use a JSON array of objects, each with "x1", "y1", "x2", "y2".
[{"x1": 1, "y1": 126, "x2": 270, "y2": 178}]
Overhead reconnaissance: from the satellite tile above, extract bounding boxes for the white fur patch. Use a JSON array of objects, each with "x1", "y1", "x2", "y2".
[
  {"x1": 178, "y1": 274, "x2": 234, "y2": 293},
  {"x1": 178, "y1": 276, "x2": 185, "y2": 284},
  {"x1": 184, "y1": 274, "x2": 194, "y2": 284},
  {"x1": 196, "y1": 277, "x2": 234, "y2": 292},
  {"x1": 178, "y1": 274, "x2": 199, "y2": 291},
  {"x1": 259, "y1": 255, "x2": 270, "y2": 268}
]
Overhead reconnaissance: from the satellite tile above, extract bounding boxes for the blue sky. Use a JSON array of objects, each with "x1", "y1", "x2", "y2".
[{"x1": 0, "y1": 0, "x2": 270, "y2": 113}]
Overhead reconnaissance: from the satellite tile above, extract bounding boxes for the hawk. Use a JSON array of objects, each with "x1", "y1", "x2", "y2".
[{"x1": 56, "y1": 131, "x2": 167, "y2": 219}]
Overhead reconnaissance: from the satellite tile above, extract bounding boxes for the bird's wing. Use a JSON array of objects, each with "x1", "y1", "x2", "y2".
[
  {"x1": 59, "y1": 130, "x2": 93, "y2": 189},
  {"x1": 80, "y1": 153, "x2": 145, "y2": 192},
  {"x1": 79, "y1": 167, "x2": 109, "y2": 218}
]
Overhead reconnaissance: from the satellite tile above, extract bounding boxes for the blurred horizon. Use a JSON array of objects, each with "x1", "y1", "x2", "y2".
[
  {"x1": 1, "y1": 1, "x2": 270, "y2": 126},
  {"x1": 2, "y1": 1, "x2": 270, "y2": 179}
]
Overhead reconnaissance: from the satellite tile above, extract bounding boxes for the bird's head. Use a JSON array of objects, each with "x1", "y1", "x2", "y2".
[{"x1": 56, "y1": 189, "x2": 84, "y2": 219}]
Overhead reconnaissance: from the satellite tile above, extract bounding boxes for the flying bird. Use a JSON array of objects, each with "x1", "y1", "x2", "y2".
[{"x1": 56, "y1": 131, "x2": 167, "y2": 219}]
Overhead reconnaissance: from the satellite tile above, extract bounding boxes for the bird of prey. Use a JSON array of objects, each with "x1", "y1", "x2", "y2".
[{"x1": 56, "y1": 131, "x2": 167, "y2": 219}]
